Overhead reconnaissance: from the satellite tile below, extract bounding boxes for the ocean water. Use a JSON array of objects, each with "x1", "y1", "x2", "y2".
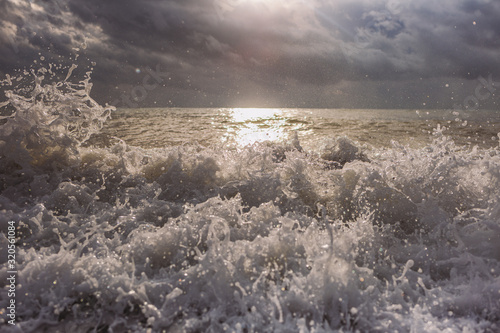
[
  {"x1": 91, "y1": 107, "x2": 500, "y2": 150},
  {"x1": 1, "y1": 70, "x2": 500, "y2": 333}
]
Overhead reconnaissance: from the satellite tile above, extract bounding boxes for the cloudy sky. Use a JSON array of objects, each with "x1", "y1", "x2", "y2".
[{"x1": 1, "y1": 0, "x2": 500, "y2": 109}]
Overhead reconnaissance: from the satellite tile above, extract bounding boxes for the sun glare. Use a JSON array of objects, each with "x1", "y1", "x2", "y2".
[
  {"x1": 219, "y1": 108, "x2": 310, "y2": 147},
  {"x1": 231, "y1": 108, "x2": 280, "y2": 122},
  {"x1": 221, "y1": 108, "x2": 287, "y2": 146}
]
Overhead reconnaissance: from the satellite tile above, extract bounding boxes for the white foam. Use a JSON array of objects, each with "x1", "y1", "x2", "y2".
[{"x1": 0, "y1": 69, "x2": 499, "y2": 332}]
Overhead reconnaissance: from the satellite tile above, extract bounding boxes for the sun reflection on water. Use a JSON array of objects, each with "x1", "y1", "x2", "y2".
[{"x1": 222, "y1": 108, "x2": 291, "y2": 146}]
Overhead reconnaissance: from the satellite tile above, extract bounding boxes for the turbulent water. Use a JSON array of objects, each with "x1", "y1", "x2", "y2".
[{"x1": 1, "y1": 69, "x2": 500, "y2": 333}]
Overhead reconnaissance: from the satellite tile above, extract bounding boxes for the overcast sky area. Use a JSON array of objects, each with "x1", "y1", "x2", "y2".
[{"x1": 1, "y1": 0, "x2": 500, "y2": 109}]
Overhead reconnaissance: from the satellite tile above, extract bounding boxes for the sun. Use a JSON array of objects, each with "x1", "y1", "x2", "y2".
[{"x1": 214, "y1": 0, "x2": 285, "y2": 17}]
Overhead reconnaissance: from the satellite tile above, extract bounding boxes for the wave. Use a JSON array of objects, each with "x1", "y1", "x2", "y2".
[{"x1": 0, "y1": 67, "x2": 499, "y2": 332}]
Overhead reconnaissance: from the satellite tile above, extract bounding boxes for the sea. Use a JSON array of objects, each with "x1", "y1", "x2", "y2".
[{"x1": 1, "y1": 70, "x2": 500, "y2": 332}]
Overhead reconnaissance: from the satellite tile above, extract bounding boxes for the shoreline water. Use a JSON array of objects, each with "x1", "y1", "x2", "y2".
[{"x1": 1, "y1": 79, "x2": 500, "y2": 332}]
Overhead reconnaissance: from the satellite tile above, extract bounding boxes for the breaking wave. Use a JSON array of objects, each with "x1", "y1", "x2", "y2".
[{"x1": 0, "y1": 68, "x2": 499, "y2": 332}]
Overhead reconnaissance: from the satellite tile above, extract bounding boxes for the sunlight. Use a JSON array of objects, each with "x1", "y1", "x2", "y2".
[
  {"x1": 231, "y1": 107, "x2": 280, "y2": 122},
  {"x1": 223, "y1": 108, "x2": 288, "y2": 146},
  {"x1": 213, "y1": 0, "x2": 300, "y2": 18}
]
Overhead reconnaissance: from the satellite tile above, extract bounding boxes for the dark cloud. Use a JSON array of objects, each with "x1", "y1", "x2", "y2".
[{"x1": 1, "y1": 0, "x2": 500, "y2": 109}]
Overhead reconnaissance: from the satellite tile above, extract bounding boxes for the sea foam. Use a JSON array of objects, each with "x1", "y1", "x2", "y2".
[{"x1": 0, "y1": 68, "x2": 499, "y2": 332}]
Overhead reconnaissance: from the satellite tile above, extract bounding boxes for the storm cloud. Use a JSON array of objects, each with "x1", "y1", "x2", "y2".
[{"x1": 1, "y1": 0, "x2": 500, "y2": 108}]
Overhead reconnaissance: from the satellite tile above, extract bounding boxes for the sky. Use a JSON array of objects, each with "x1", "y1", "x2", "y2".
[{"x1": 1, "y1": 0, "x2": 500, "y2": 109}]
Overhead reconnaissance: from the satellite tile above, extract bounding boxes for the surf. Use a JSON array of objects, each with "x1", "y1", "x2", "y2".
[{"x1": 1, "y1": 66, "x2": 499, "y2": 332}]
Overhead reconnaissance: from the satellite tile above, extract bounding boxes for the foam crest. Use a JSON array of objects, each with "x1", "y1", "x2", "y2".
[
  {"x1": 0, "y1": 66, "x2": 114, "y2": 173},
  {"x1": 1, "y1": 68, "x2": 499, "y2": 332}
]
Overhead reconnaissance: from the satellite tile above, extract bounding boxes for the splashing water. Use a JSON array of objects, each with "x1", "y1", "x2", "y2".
[
  {"x1": 0, "y1": 65, "x2": 113, "y2": 174},
  {"x1": 0, "y1": 67, "x2": 499, "y2": 332}
]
